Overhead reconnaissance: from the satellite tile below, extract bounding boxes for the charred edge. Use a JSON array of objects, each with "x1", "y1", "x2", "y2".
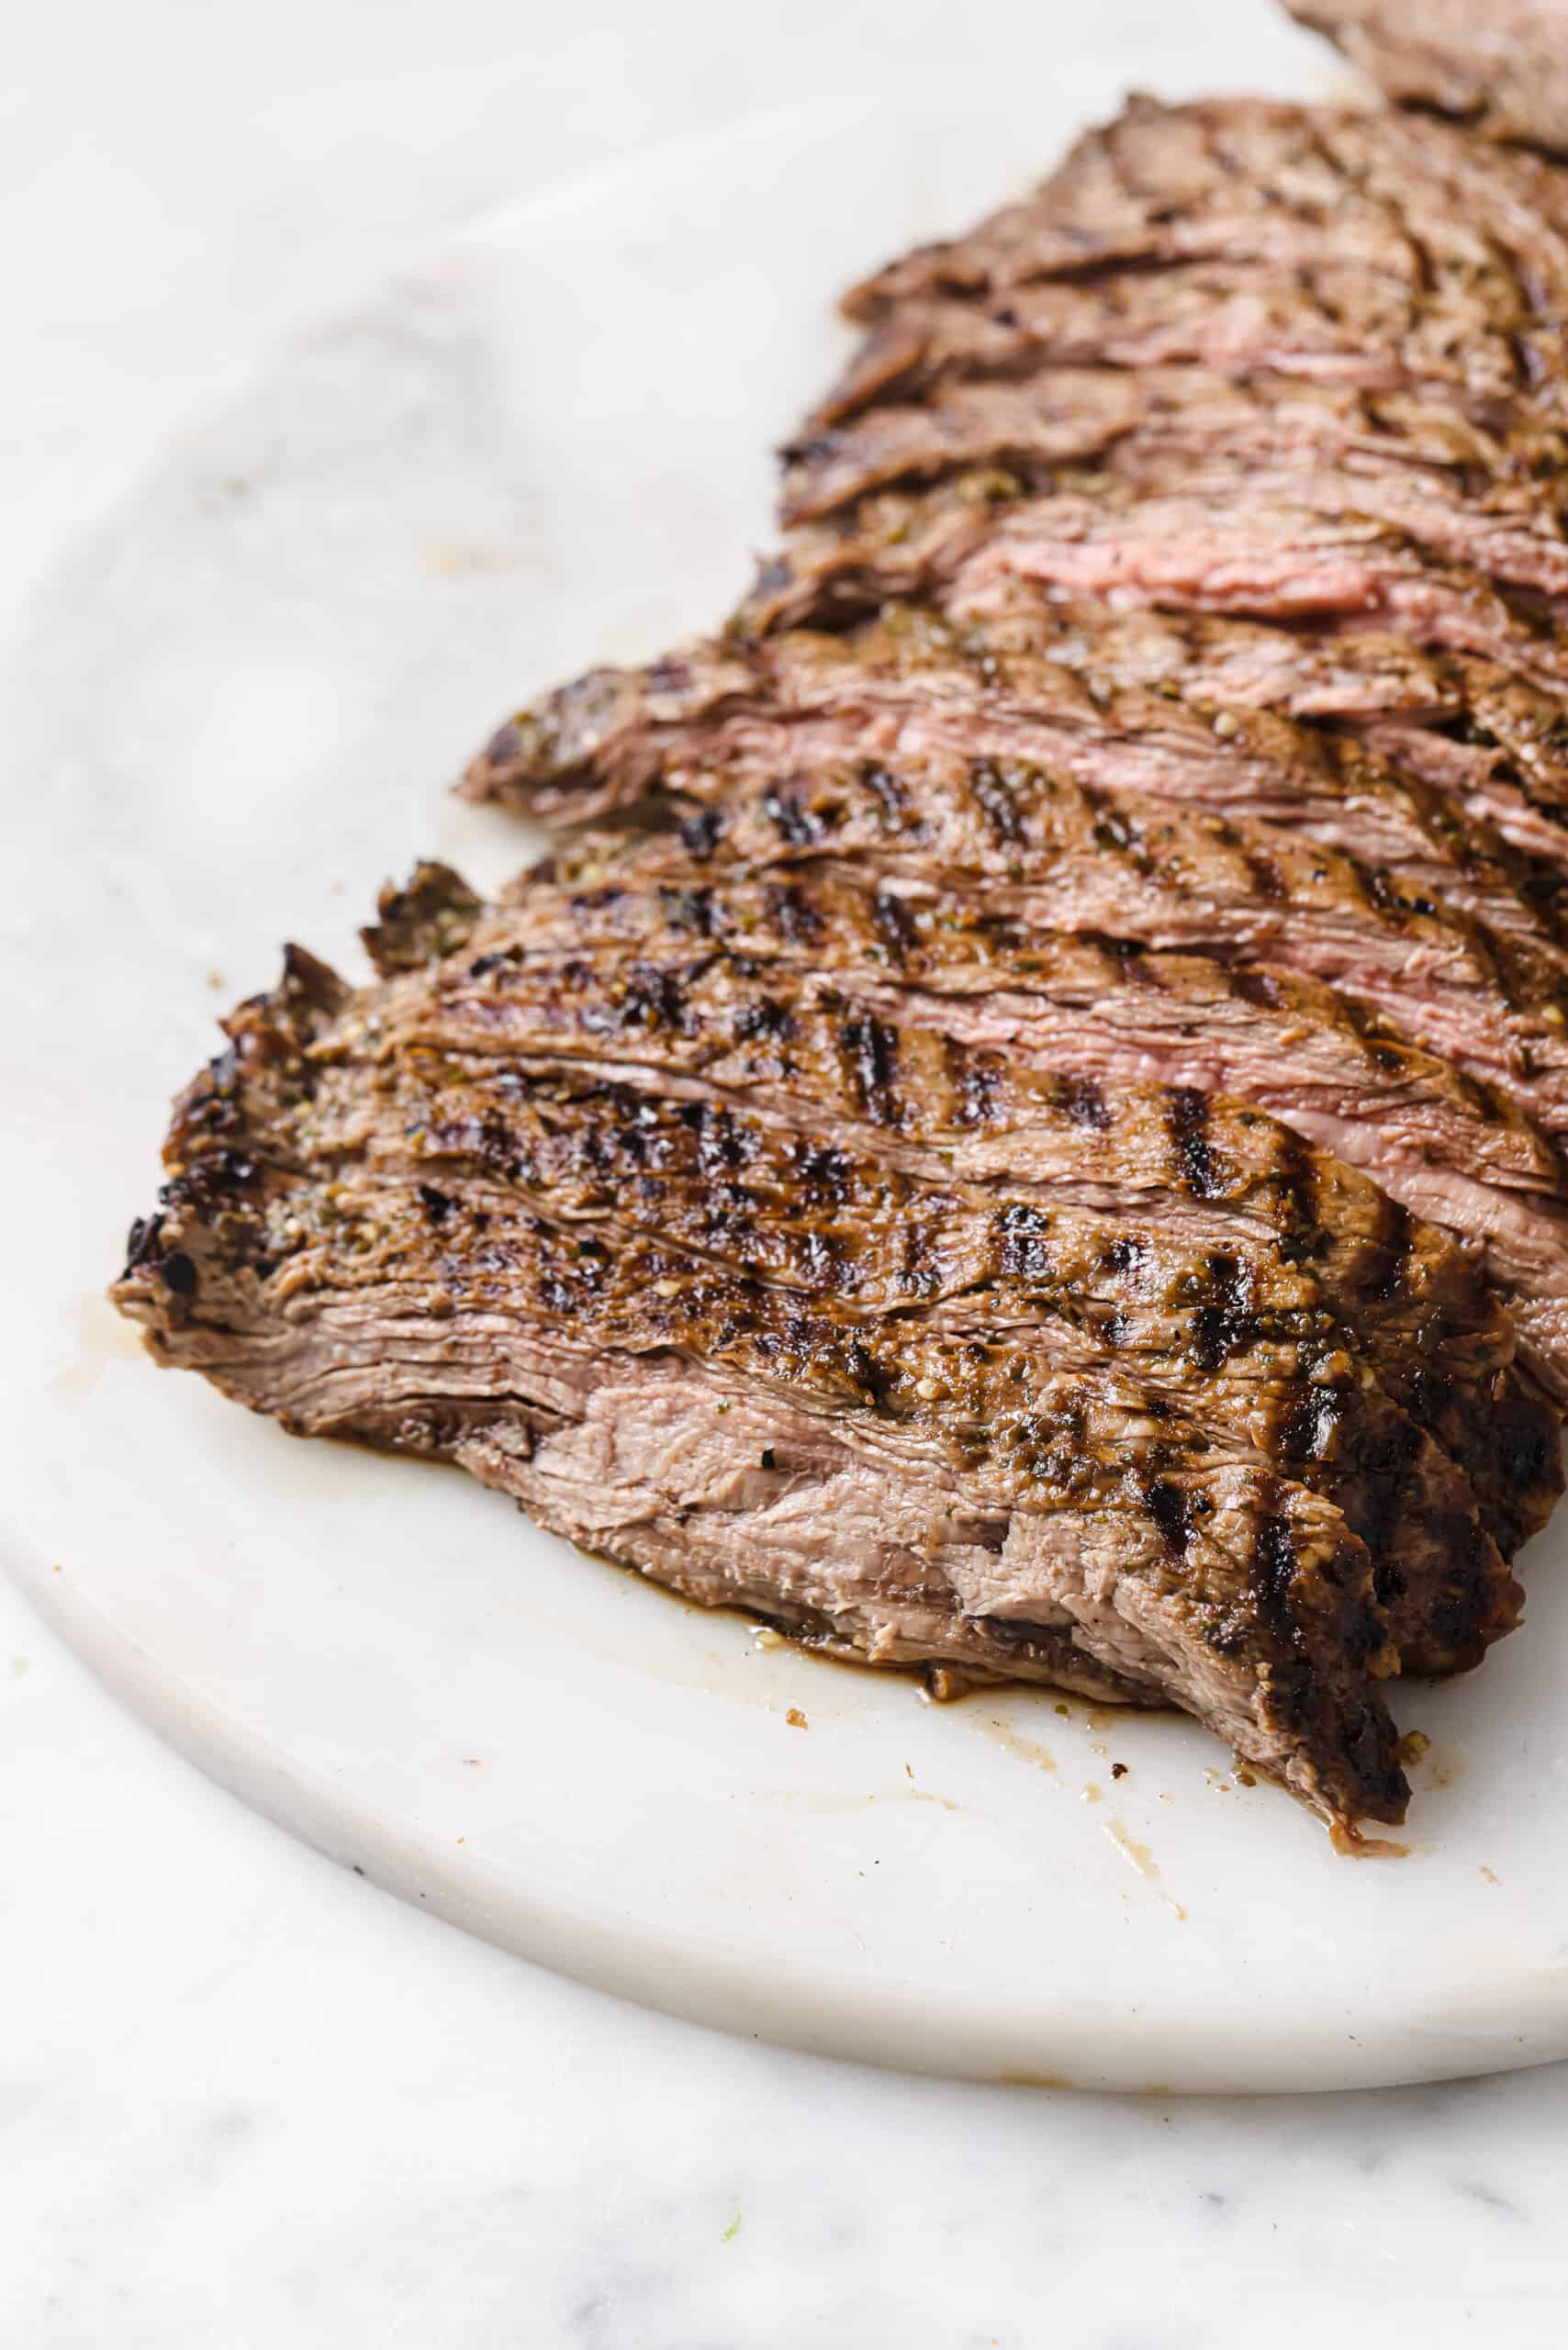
[{"x1": 362, "y1": 863, "x2": 484, "y2": 974}]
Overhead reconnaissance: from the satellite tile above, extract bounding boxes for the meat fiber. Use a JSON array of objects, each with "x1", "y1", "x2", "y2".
[
  {"x1": 119, "y1": 84, "x2": 1568, "y2": 1839},
  {"x1": 461, "y1": 615, "x2": 1554, "y2": 947},
  {"x1": 1285, "y1": 0, "x2": 1568, "y2": 154},
  {"x1": 111, "y1": 927, "x2": 1418, "y2": 1826},
  {"x1": 487, "y1": 860, "x2": 1568, "y2": 1388},
  {"x1": 839, "y1": 97, "x2": 1568, "y2": 375}
]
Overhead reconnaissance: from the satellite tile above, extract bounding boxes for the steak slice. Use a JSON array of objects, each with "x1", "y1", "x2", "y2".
[
  {"x1": 282, "y1": 985, "x2": 1514, "y2": 1669},
  {"x1": 938, "y1": 592, "x2": 1568, "y2": 895},
  {"x1": 354, "y1": 892, "x2": 1529, "y2": 1661},
  {"x1": 1284, "y1": 0, "x2": 1568, "y2": 154},
  {"x1": 779, "y1": 371, "x2": 1568, "y2": 580},
  {"x1": 370, "y1": 861, "x2": 1559, "y2": 1564},
  {"x1": 520, "y1": 756, "x2": 1568, "y2": 1157},
  {"x1": 807, "y1": 254, "x2": 1546, "y2": 434},
  {"x1": 781, "y1": 369, "x2": 1148, "y2": 520},
  {"x1": 805, "y1": 268, "x2": 1459, "y2": 433},
  {"x1": 491, "y1": 864, "x2": 1568, "y2": 1394},
  {"x1": 737, "y1": 472, "x2": 1568, "y2": 699},
  {"x1": 460, "y1": 614, "x2": 1563, "y2": 953},
  {"x1": 841, "y1": 97, "x2": 1568, "y2": 382},
  {"x1": 111, "y1": 944, "x2": 1408, "y2": 1828}
]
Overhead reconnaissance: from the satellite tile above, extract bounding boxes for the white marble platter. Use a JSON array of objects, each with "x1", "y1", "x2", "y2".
[{"x1": 9, "y1": 13, "x2": 1568, "y2": 2093}]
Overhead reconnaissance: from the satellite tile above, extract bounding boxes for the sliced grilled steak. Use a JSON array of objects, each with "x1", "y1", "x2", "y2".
[
  {"x1": 780, "y1": 371, "x2": 1568, "y2": 574},
  {"x1": 356, "y1": 889, "x2": 1530, "y2": 1657},
  {"x1": 1285, "y1": 0, "x2": 1568, "y2": 154},
  {"x1": 492, "y1": 863, "x2": 1568, "y2": 1394},
  {"x1": 841, "y1": 98, "x2": 1568, "y2": 391},
  {"x1": 114, "y1": 81, "x2": 1568, "y2": 1841},
  {"x1": 517, "y1": 755, "x2": 1568, "y2": 1153},
  {"x1": 111, "y1": 943, "x2": 1409, "y2": 1826},
  {"x1": 460, "y1": 614, "x2": 1563, "y2": 953},
  {"x1": 939, "y1": 592, "x2": 1568, "y2": 892},
  {"x1": 738, "y1": 471, "x2": 1568, "y2": 700},
  {"x1": 961, "y1": 599, "x2": 1453, "y2": 720},
  {"x1": 375, "y1": 865, "x2": 1551, "y2": 1536},
  {"x1": 808, "y1": 252, "x2": 1553, "y2": 435},
  {"x1": 782, "y1": 368, "x2": 1147, "y2": 518},
  {"x1": 805, "y1": 269, "x2": 1450, "y2": 434},
  {"x1": 1361, "y1": 711, "x2": 1568, "y2": 879},
  {"x1": 377, "y1": 869, "x2": 1557, "y2": 1558},
  {"x1": 760, "y1": 98, "x2": 1568, "y2": 751},
  {"x1": 270, "y1": 981, "x2": 1514, "y2": 1668}
]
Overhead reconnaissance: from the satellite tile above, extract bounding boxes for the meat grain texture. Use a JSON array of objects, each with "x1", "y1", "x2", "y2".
[
  {"x1": 1285, "y1": 0, "x2": 1568, "y2": 153},
  {"x1": 118, "y1": 40, "x2": 1568, "y2": 1837}
]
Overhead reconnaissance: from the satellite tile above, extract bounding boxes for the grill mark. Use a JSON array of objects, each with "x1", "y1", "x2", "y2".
[
  {"x1": 841, "y1": 1335, "x2": 894, "y2": 1406},
  {"x1": 870, "y1": 889, "x2": 920, "y2": 963},
  {"x1": 1347, "y1": 1412, "x2": 1422, "y2": 1561},
  {"x1": 967, "y1": 761, "x2": 1028, "y2": 847},
  {"x1": 1188, "y1": 1252, "x2": 1258, "y2": 1371},
  {"x1": 1056, "y1": 1073, "x2": 1112, "y2": 1129},
  {"x1": 1495, "y1": 1393, "x2": 1558, "y2": 1502},
  {"x1": 1249, "y1": 1494, "x2": 1302, "y2": 1651},
  {"x1": 678, "y1": 808, "x2": 724, "y2": 859},
  {"x1": 1360, "y1": 1193, "x2": 1417, "y2": 1306},
  {"x1": 766, "y1": 883, "x2": 827, "y2": 946},
  {"x1": 1278, "y1": 1387, "x2": 1344, "y2": 1467},
  {"x1": 579, "y1": 966, "x2": 688, "y2": 1036},
  {"x1": 841, "y1": 1013, "x2": 902, "y2": 1126},
  {"x1": 953, "y1": 1046, "x2": 1003, "y2": 1128},
  {"x1": 1145, "y1": 1479, "x2": 1194, "y2": 1553},
  {"x1": 1269, "y1": 1127, "x2": 1322, "y2": 1267},
  {"x1": 762, "y1": 783, "x2": 827, "y2": 849},
  {"x1": 995, "y1": 1201, "x2": 1052, "y2": 1279},
  {"x1": 1167, "y1": 1086, "x2": 1224, "y2": 1199},
  {"x1": 1090, "y1": 800, "x2": 1143, "y2": 857},
  {"x1": 656, "y1": 884, "x2": 718, "y2": 937},
  {"x1": 731, "y1": 993, "x2": 794, "y2": 1042},
  {"x1": 858, "y1": 762, "x2": 909, "y2": 823},
  {"x1": 1229, "y1": 968, "x2": 1285, "y2": 1011},
  {"x1": 1241, "y1": 848, "x2": 1287, "y2": 902}
]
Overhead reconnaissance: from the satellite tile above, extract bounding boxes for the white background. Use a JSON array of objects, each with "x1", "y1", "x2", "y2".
[{"x1": 7, "y1": 3, "x2": 1568, "y2": 2341}]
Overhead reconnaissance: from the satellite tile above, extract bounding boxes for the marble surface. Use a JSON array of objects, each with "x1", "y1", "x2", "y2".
[{"x1": 10, "y1": 0, "x2": 1568, "y2": 2339}]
